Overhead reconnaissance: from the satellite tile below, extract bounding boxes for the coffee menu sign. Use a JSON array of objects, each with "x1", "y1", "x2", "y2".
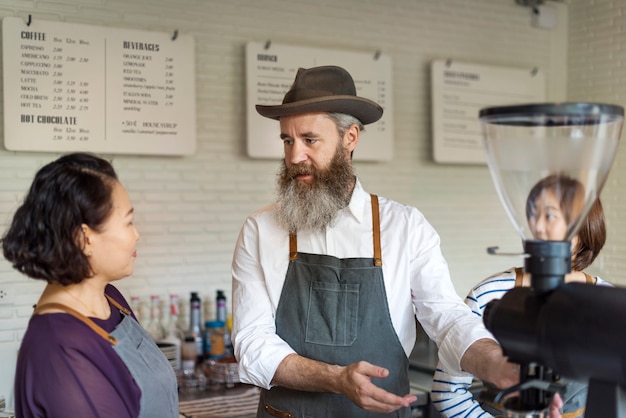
[{"x1": 2, "y1": 17, "x2": 196, "y2": 155}]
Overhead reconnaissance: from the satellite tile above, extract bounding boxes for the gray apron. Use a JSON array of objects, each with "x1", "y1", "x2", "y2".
[
  {"x1": 258, "y1": 194, "x2": 411, "y2": 418},
  {"x1": 35, "y1": 296, "x2": 179, "y2": 418}
]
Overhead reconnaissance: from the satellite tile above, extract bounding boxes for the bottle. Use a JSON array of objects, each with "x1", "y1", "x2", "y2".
[
  {"x1": 130, "y1": 295, "x2": 143, "y2": 324},
  {"x1": 181, "y1": 334, "x2": 198, "y2": 372},
  {"x1": 216, "y1": 290, "x2": 227, "y2": 323},
  {"x1": 203, "y1": 321, "x2": 212, "y2": 359},
  {"x1": 157, "y1": 294, "x2": 182, "y2": 371},
  {"x1": 205, "y1": 320, "x2": 225, "y2": 359},
  {"x1": 177, "y1": 296, "x2": 189, "y2": 332},
  {"x1": 146, "y1": 295, "x2": 165, "y2": 341},
  {"x1": 189, "y1": 292, "x2": 203, "y2": 361},
  {"x1": 168, "y1": 293, "x2": 185, "y2": 338}
]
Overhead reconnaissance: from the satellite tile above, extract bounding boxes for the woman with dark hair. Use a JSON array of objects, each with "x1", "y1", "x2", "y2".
[
  {"x1": 2, "y1": 153, "x2": 178, "y2": 418},
  {"x1": 431, "y1": 179, "x2": 609, "y2": 418},
  {"x1": 525, "y1": 173, "x2": 587, "y2": 243}
]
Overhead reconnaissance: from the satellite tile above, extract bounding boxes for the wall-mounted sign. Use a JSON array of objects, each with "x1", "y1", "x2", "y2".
[
  {"x1": 431, "y1": 60, "x2": 545, "y2": 164},
  {"x1": 246, "y1": 41, "x2": 393, "y2": 161},
  {"x1": 2, "y1": 16, "x2": 196, "y2": 155}
]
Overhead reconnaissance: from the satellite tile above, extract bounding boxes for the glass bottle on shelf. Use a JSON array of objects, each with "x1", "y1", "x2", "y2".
[
  {"x1": 167, "y1": 294, "x2": 183, "y2": 338},
  {"x1": 181, "y1": 334, "x2": 198, "y2": 372},
  {"x1": 146, "y1": 295, "x2": 165, "y2": 341},
  {"x1": 189, "y1": 292, "x2": 203, "y2": 361},
  {"x1": 157, "y1": 293, "x2": 183, "y2": 371},
  {"x1": 130, "y1": 295, "x2": 144, "y2": 325},
  {"x1": 176, "y1": 296, "x2": 188, "y2": 333},
  {"x1": 216, "y1": 290, "x2": 227, "y2": 323}
]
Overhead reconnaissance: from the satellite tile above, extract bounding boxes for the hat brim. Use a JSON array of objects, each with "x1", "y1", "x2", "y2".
[{"x1": 256, "y1": 95, "x2": 383, "y2": 125}]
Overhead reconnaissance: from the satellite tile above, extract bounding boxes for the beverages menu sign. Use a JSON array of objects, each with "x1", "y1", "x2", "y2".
[{"x1": 2, "y1": 17, "x2": 196, "y2": 155}]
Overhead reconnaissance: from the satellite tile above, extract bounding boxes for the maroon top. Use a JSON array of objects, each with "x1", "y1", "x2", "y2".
[{"x1": 15, "y1": 285, "x2": 142, "y2": 418}]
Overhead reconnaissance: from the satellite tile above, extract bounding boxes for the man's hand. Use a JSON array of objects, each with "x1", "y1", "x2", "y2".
[
  {"x1": 338, "y1": 361, "x2": 417, "y2": 413},
  {"x1": 272, "y1": 355, "x2": 416, "y2": 414}
]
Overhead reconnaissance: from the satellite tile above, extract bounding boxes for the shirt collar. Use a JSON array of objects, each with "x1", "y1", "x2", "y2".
[{"x1": 346, "y1": 178, "x2": 368, "y2": 224}]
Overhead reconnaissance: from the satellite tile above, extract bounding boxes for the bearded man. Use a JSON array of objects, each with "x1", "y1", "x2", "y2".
[{"x1": 231, "y1": 66, "x2": 525, "y2": 418}]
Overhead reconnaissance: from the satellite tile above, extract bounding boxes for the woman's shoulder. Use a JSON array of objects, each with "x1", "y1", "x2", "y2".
[
  {"x1": 17, "y1": 310, "x2": 140, "y2": 417},
  {"x1": 21, "y1": 312, "x2": 115, "y2": 362},
  {"x1": 470, "y1": 268, "x2": 518, "y2": 294},
  {"x1": 465, "y1": 268, "x2": 518, "y2": 314}
]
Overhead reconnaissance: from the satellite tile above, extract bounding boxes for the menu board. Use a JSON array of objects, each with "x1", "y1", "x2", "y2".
[
  {"x1": 2, "y1": 17, "x2": 196, "y2": 155},
  {"x1": 246, "y1": 41, "x2": 393, "y2": 161},
  {"x1": 431, "y1": 60, "x2": 545, "y2": 164}
]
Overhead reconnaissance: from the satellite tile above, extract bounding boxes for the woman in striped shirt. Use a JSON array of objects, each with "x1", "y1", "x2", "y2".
[{"x1": 431, "y1": 185, "x2": 609, "y2": 418}]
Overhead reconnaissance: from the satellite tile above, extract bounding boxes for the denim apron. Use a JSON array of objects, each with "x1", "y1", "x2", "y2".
[
  {"x1": 35, "y1": 295, "x2": 179, "y2": 418},
  {"x1": 258, "y1": 195, "x2": 411, "y2": 418}
]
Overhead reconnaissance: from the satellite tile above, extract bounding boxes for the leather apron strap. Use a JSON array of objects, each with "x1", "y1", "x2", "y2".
[
  {"x1": 289, "y1": 234, "x2": 297, "y2": 261},
  {"x1": 34, "y1": 300, "x2": 119, "y2": 345},
  {"x1": 513, "y1": 268, "x2": 597, "y2": 287},
  {"x1": 583, "y1": 272, "x2": 596, "y2": 284},
  {"x1": 371, "y1": 194, "x2": 382, "y2": 266},
  {"x1": 514, "y1": 267, "x2": 524, "y2": 287}
]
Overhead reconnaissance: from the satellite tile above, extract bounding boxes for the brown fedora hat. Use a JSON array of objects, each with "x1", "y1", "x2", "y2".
[{"x1": 256, "y1": 65, "x2": 383, "y2": 125}]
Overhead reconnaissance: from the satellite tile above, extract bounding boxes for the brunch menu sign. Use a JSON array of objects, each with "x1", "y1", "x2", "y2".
[
  {"x1": 245, "y1": 41, "x2": 393, "y2": 161},
  {"x1": 2, "y1": 17, "x2": 196, "y2": 155}
]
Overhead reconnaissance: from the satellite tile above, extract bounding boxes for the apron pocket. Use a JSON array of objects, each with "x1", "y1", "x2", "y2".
[{"x1": 305, "y1": 281, "x2": 359, "y2": 346}]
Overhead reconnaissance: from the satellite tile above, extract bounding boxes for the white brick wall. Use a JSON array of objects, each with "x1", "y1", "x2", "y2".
[
  {"x1": 568, "y1": 0, "x2": 626, "y2": 282},
  {"x1": 0, "y1": 0, "x2": 621, "y2": 406}
]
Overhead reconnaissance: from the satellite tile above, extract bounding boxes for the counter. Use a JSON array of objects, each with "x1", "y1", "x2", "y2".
[
  {"x1": 178, "y1": 383, "x2": 430, "y2": 418},
  {"x1": 178, "y1": 383, "x2": 259, "y2": 417}
]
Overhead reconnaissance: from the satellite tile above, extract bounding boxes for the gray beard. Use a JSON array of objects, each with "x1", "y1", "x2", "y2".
[{"x1": 275, "y1": 146, "x2": 355, "y2": 234}]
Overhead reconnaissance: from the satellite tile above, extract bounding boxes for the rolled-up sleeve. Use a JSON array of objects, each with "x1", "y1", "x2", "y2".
[
  {"x1": 407, "y1": 209, "x2": 495, "y2": 373},
  {"x1": 231, "y1": 213, "x2": 295, "y2": 389}
]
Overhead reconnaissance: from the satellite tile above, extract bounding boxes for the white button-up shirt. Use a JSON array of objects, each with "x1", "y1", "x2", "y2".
[{"x1": 231, "y1": 179, "x2": 493, "y2": 389}]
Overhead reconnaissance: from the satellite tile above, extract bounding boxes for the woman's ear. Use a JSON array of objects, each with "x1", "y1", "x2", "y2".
[{"x1": 76, "y1": 224, "x2": 93, "y2": 256}]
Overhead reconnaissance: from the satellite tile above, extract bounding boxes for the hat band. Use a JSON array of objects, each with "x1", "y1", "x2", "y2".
[{"x1": 283, "y1": 88, "x2": 349, "y2": 104}]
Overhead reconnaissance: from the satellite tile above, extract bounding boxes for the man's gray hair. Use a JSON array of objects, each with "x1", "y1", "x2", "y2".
[{"x1": 326, "y1": 113, "x2": 365, "y2": 138}]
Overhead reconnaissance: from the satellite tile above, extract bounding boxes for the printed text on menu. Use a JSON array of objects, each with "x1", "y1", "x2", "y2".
[{"x1": 19, "y1": 29, "x2": 97, "y2": 142}]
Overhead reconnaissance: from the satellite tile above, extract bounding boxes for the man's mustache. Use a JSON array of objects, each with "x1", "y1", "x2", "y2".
[{"x1": 287, "y1": 165, "x2": 316, "y2": 179}]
